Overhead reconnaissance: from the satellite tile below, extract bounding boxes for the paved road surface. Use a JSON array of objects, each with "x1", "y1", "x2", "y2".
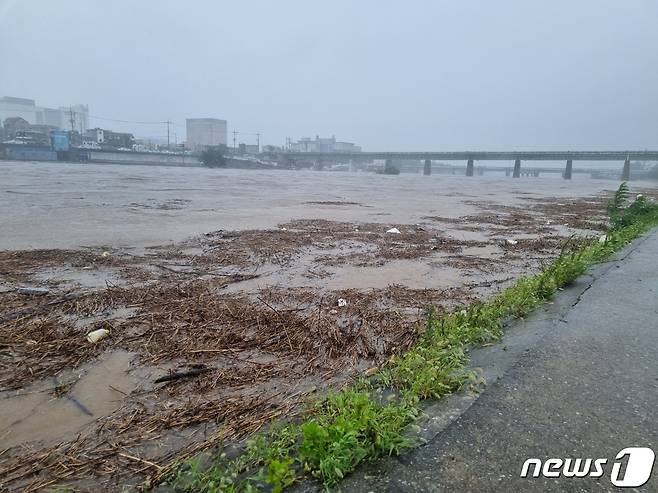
[{"x1": 340, "y1": 229, "x2": 658, "y2": 492}]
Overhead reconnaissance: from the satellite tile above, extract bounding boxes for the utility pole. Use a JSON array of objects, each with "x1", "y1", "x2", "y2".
[
  {"x1": 256, "y1": 132, "x2": 260, "y2": 153},
  {"x1": 69, "y1": 107, "x2": 75, "y2": 133},
  {"x1": 233, "y1": 130, "x2": 238, "y2": 150},
  {"x1": 166, "y1": 120, "x2": 171, "y2": 150}
]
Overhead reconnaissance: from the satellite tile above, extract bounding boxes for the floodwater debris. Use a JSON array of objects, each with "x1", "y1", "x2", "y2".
[
  {"x1": 337, "y1": 298, "x2": 348, "y2": 307},
  {"x1": 0, "y1": 188, "x2": 647, "y2": 491},
  {"x1": 154, "y1": 367, "x2": 214, "y2": 384},
  {"x1": 386, "y1": 227, "x2": 401, "y2": 234},
  {"x1": 87, "y1": 328, "x2": 110, "y2": 343},
  {"x1": 16, "y1": 286, "x2": 50, "y2": 296}
]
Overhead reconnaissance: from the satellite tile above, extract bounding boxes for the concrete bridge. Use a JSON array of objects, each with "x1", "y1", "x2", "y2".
[{"x1": 264, "y1": 150, "x2": 658, "y2": 180}]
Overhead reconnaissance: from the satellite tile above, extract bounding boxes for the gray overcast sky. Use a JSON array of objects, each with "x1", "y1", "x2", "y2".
[{"x1": 1, "y1": 0, "x2": 657, "y2": 150}]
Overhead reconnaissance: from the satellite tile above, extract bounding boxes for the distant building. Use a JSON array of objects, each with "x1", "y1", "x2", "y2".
[
  {"x1": 29, "y1": 124, "x2": 59, "y2": 136},
  {"x1": 0, "y1": 96, "x2": 89, "y2": 133},
  {"x1": 186, "y1": 118, "x2": 227, "y2": 151},
  {"x1": 14, "y1": 129, "x2": 51, "y2": 146},
  {"x1": 290, "y1": 135, "x2": 361, "y2": 153},
  {"x1": 1, "y1": 116, "x2": 62, "y2": 146},
  {"x1": 84, "y1": 127, "x2": 134, "y2": 149},
  {"x1": 238, "y1": 143, "x2": 260, "y2": 155},
  {"x1": 134, "y1": 137, "x2": 168, "y2": 151},
  {"x1": 104, "y1": 130, "x2": 135, "y2": 149},
  {"x1": 0, "y1": 97, "x2": 39, "y2": 124},
  {"x1": 39, "y1": 108, "x2": 63, "y2": 128},
  {"x1": 85, "y1": 128, "x2": 105, "y2": 144},
  {"x1": 333, "y1": 141, "x2": 362, "y2": 152},
  {"x1": 2, "y1": 116, "x2": 31, "y2": 139}
]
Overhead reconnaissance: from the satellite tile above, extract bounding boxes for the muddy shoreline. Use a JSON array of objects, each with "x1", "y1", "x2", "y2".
[{"x1": 1, "y1": 164, "x2": 656, "y2": 491}]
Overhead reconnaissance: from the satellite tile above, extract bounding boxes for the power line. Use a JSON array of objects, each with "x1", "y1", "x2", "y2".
[
  {"x1": 89, "y1": 115, "x2": 186, "y2": 129},
  {"x1": 0, "y1": 107, "x2": 176, "y2": 126},
  {"x1": 88, "y1": 114, "x2": 170, "y2": 125}
]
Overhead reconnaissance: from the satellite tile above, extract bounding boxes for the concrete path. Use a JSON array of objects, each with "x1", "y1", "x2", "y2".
[{"x1": 340, "y1": 230, "x2": 658, "y2": 492}]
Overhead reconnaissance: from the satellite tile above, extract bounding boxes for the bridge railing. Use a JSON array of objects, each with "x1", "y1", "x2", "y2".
[{"x1": 263, "y1": 150, "x2": 658, "y2": 180}]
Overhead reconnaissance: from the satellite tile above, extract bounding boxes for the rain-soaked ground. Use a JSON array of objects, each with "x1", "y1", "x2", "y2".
[{"x1": 1, "y1": 160, "x2": 656, "y2": 491}]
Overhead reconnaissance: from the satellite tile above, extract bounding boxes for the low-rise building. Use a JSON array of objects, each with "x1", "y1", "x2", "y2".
[
  {"x1": 2, "y1": 117, "x2": 65, "y2": 146},
  {"x1": 238, "y1": 143, "x2": 260, "y2": 155},
  {"x1": 85, "y1": 128, "x2": 105, "y2": 144},
  {"x1": 104, "y1": 130, "x2": 135, "y2": 149},
  {"x1": 2, "y1": 116, "x2": 31, "y2": 140},
  {"x1": 290, "y1": 135, "x2": 361, "y2": 153},
  {"x1": 84, "y1": 128, "x2": 135, "y2": 149}
]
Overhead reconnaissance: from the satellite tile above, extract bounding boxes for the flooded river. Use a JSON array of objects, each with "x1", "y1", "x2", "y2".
[
  {"x1": 0, "y1": 160, "x2": 633, "y2": 250},
  {"x1": 1, "y1": 160, "x2": 655, "y2": 491}
]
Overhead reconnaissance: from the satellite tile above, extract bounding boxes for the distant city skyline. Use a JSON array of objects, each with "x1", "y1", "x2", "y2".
[
  {"x1": 1, "y1": 0, "x2": 657, "y2": 150},
  {"x1": 0, "y1": 93, "x2": 361, "y2": 148}
]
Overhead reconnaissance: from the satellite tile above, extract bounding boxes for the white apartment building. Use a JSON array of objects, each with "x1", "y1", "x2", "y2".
[
  {"x1": 186, "y1": 118, "x2": 227, "y2": 151},
  {"x1": 0, "y1": 96, "x2": 89, "y2": 133}
]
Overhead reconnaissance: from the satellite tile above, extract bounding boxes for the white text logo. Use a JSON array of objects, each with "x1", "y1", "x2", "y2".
[{"x1": 520, "y1": 447, "x2": 655, "y2": 488}]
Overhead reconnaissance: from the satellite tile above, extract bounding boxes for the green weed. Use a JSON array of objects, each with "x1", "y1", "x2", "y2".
[{"x1": 299, "y1": 389, "x2": 417, "y2": 485}]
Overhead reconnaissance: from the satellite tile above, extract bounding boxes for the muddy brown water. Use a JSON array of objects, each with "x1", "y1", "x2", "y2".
[
  {"x1": 0, "y1": 160, "x2": 642, "y2": 250},
  {"x1": 1, "y1": 161, "x2": 656, "y2": 491},
  {"x1": 0, "y1": 350, "x2": 144, "y2": 448}
]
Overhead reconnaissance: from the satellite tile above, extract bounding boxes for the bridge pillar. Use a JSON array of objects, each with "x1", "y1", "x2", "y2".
[
  {"x1": 423, "y1": 159, "x2": 431, "y2": 175},
  {"x1": 512, "y1": 159, "x2": 521, "y2": 178},
  {"x1": 466, "y1": 159, "x2": 474, "y2": 177},
  {"x1": 564, "y1": 159, "x2": 573, "y2": 180},
  {"x1": 622, "y1": 157, "x2": 630, "y2": 181}
]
